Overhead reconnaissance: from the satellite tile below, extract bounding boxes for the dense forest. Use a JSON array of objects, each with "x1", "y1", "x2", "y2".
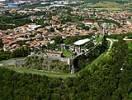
[{"x1": 0, "y1": 38, "x2": 131, "y2": 100}]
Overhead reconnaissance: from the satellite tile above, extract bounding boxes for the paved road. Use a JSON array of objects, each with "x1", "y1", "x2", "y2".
[
  {"x1": 0, "y1": 58, "x2": 25, "y2": 66},
  {"x1": 106, "y1": 37, "x2": 131, "y2": 52},
  {"x1": 106, "y1": 38, "x2": 118, "y2": 51},
  {"x1": 123, "y1": 38, "x2": 132, "y2": 41}
]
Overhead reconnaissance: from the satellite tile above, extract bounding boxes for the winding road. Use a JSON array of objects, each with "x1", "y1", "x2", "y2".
[{"x1": 106, "y1": 38, "x2": 118, "y2": 51}]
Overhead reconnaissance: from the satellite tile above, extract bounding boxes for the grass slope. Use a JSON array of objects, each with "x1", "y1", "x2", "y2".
[
  {"x1": 0, "y1": 66, "x2": 76, "y2": 79},
  {"x1": 80, "y1": 51, "x2": 112, "y2": 75}
]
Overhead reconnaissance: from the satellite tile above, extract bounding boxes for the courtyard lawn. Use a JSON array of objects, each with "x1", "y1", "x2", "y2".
[{"x1": 62, "y1": 49, "x2": 73, "y2": 57}]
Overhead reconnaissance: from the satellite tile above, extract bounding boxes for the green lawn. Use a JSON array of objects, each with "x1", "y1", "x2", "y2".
[
  {"x1": 80, "y1": 52, "x2": 111, "y2": 73},
  {"x1": 1, "y1": 66, "x2": 77, "y2": 79},
  {"x1": 62, "y1": 49, "x2": 73, "y2": 57}
]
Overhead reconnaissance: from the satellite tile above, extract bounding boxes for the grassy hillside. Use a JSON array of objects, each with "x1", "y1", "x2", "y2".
[{"x1": 0, "y1": 37, "x2": 131, "y2": 99}]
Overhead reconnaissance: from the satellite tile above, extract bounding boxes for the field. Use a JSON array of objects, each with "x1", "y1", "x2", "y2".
[{"x1": 80, "y1": 1, "x2": 131, "y2": 11}]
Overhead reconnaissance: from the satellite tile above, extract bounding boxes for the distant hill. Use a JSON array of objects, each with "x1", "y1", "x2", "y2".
[{"x1": 84, "y1": 0, "x2": 131, "y2": 4}]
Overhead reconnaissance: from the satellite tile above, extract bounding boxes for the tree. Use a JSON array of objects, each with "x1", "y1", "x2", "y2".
[
  {"x1": 77, "y1": 23, "x2": 90, "y2": 30},
  {"x1": 12, "y1": 46, "x2": 30, "y2": 58},
  {"x1": 0, "y1": 39, "x2": 3, "y2": 48},
  {"x1": 100, "y1": 35, "x2": 108, "y2": 53},
  {"x1": 0, "y1": 50, "x2": 11, "y2": 61},
  {"x1": 53, "y1": 36, "x2": 63, "y2": 44}
]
